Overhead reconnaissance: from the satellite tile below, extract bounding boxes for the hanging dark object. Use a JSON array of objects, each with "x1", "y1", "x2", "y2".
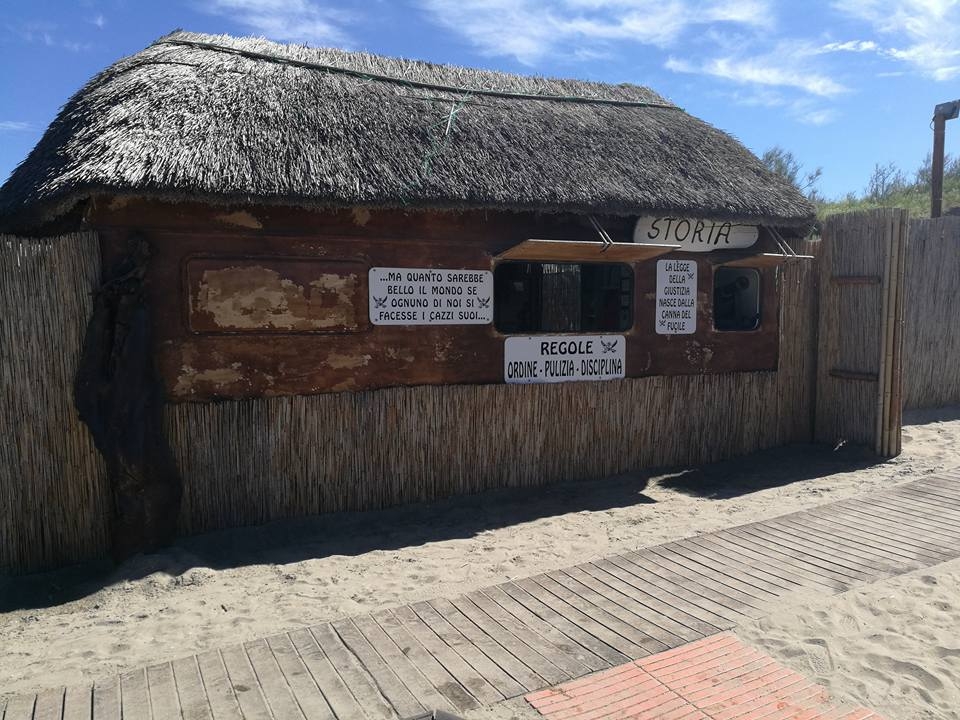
[{"x1": 74, "y1": 235, "x2": 182, "y2": 562}]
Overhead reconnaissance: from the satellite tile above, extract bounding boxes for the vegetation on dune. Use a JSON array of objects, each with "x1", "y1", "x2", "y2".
[{"x1": 761, "y1": 146, "x2": 960, "y2": 220}]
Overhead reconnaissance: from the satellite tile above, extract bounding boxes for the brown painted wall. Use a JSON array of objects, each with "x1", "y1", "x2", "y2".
[{"x1": 94, "y1": 199, "x2": 780, "y2": 401}]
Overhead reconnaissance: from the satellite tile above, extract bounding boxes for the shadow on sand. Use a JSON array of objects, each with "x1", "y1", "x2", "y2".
[{"x1": 1, "y1": 441, "x2": 881, "y2": 612}]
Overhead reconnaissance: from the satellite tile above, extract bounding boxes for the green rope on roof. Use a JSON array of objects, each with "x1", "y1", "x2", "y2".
[{"x1": 157, "y1": 38, "x2": 683, "y2": 111}]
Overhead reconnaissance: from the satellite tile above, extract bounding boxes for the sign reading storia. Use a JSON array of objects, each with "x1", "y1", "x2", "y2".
[{"x1": 634, "y1": 217, "x2": 759, "y2": 252}]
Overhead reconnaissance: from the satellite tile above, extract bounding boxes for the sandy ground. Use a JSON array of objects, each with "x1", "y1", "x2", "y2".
[
  {"x1": 468, "y1": 558, "x2": 960, "y2": 720},
  {"x1": 1, "y1": 407, "x2": 959, "y2": 706}
]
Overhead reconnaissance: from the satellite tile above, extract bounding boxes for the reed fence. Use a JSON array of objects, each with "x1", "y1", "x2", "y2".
[
  {"x1": 1, "y1": 234, "x2": 818, "y2": 573},
  {"x1": 903, "y1": 216, "x2": 960, "y2": 410},
  {"x1": 0, "y1": 233, "x2": 110, "y2": 574}
]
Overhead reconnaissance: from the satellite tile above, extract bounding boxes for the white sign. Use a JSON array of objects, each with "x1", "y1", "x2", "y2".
[
  {"x1": 369, "y1": 267, "x2": 493, "y2": 325},
  {"x1": 504, "y1": 335, "x2": 626, "y2": 384},
  {"x1": 656, "y1": 259, "x2": 697, "y2": 335},
  {"x1": 634, "y1": 217, "x2": 758, "y2": 252}
]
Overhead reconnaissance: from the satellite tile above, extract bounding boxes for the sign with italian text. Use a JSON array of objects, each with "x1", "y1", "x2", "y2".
[
  {"x1": 656, "y1": 259, "x2": 697, "y2": 334},
  {"x1": 369, "y1": 267, "x2": 493, "y2": 325},
  {"x1": 504, "y1": 335, "x2": 626, "y2": 384},
  {"x1": 634, "y1": 217, "x2": 758, "y2": 252}
]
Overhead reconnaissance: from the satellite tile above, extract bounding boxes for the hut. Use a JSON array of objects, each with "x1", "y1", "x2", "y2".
[{"x1": 0, "y1": 31, "x2": 817, "y2": 572}]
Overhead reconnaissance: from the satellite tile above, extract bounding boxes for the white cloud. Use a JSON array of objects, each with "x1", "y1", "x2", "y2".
[
  {"x1": 666, "y1": 43, "x2": 848, "y2": 97},
  {"x1": 198, "y1": 0, "x2": 356, "y2": 46},
  {"x1": 0, "y1": 121, "x2": 33, "y2": 132},
  {"x1": 833, "y1": 0, "x2": 960, "y2": 80},
  {"x1": 819, "y1": 39, "x2": 878, "y2": 53},
  {"x1": 90, "y1": 14, "x2": 106, "y2": 29},
  {"x1": 417, "y1": 0, "x2": 774, "y2": 64}
]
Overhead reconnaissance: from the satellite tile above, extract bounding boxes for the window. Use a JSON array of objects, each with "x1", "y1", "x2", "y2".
[
  {"x1": 713, "y1": 267, "x2": 761, "y2": 331},
  {"x1": 494, "y1": 262, "x2": 633, "y2": 333}
]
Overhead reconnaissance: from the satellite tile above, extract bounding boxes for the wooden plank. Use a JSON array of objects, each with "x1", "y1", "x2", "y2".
[
  {"x1": 886, "y1": 488, "x2": 960, "y2": 524},
  {"x1": 585, "y1": 559, "x2": 722, "y2": 637},
  {"x1": 388, "y1": 606, "x2": 503, "y2": 707},
  {"x1": 760, "y1": 517, "x2": 911, "y2": 574},
  {"x1": 617, "y1": 553, "x2": 751, "y2": 624},
  {"x1": 428, "y1": 598, "x2": 545, "y2": 692},
  {"x1": 33, "y1": 688, "x2": 65, "y2": 720},
  {"x1": 263, "y1": 634, "x2": 335, "y2": 720},
  {"x1": 786, "y1": 510, "x2": 946, "y2": 565},
  {"x1": 450, "y1": 595, "x2": 571, "y2": 685},
  {"x1": 147, "y1": 662, "x2": 183, "y2": 720},
  {"x1": 669, "y1": 537, "x2": 796, "y2": 594},
  {"x1": 699, "y1": 532, "x2": 847, "y2": 591},
  {"x1": 774, "y1": 513, "x2": 938, "y2": 567},
  {"x1": 811, "y1": 505, "x2": 957, "y2": 562},
  {"x1": 61, "y1": 685, "x2": 93, "y2": 720},
  {"x1": 244, "y1": 638, "x2": 306, "y2": 720},
  {"x1": 839, "y1": 496, "x2": 960, "y2": 543},
  {"x1": 545, "y1": 569, "x2": 678, "y2": 650},
  {"x1": 119, "y1": 669, "x2": 150, "y2": 720},
  {"x1": 829, "y1": 369, "x2": 879, "y2": 382},
  {"x1": 737, "y1": 522, "x2": 881, "y2": 579},
  {"x1": 683, "y1": 533, "x2": 816, "y2": 590},
  {"x1": 195, "y1": 650, "x2": 244, "y2": 720},
  {"x1": 643, "y1": 544, "x2": 775, "y2": 607},
  {"x1": 519, "y1": 575, "x2": 649, "y2": 658},
  {"x1": 495, "y1": 582, "x2": 628, "y2": 668},
  {"x1": 309, "y1": 623, "x2": 396, "y2": 720},
  {"x1": 349, "y1": 614, "x2": 454, "y2": 714},
  {"x1": 288, "y1": 628, "x2": 371, "y2": 720},
  {"x1": 496, "y1": 239, "x2": 676, "y2": 262},
  {"x1": 573, "y1": 562, "x2": 711, "y2": 641},
  {"x1": 219, "y1": 645, "x2": 274, "y2": 720},
  {"x1": 466, "y1": 589, "x2": 596, "y2": 678},
  {"x1": 827, "y1": 495, "x2": 960, "y2": 546},
  {"x1": 600, "y1": 555, "x2": 736, "y2": 630},
  {"x1": 832, "y1": 275, "x2": 882, "y2": 285},
  {"x1": 92, "y1": 677, "x2": 120, "y2": 720},
  {"x1": 727, "y1": 526, "x2": 869, "y2": 584},
  {"x1": 2, "y1": 694, "x2": 36, "y2": 720},
  {"x1": 370, "y1": 610, "x2": 479, "y2": 713},
  {"x1": 171, "y1": 656, "x2": 215, "y2": 720},
  {"x1": 409, "y1": 601, "x2": 525, "y2": 699}
]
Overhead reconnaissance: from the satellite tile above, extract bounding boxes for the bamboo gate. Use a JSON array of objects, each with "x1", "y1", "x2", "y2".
[{"x1": 0, "y1": 209, "x2": 934, "y2": 574}]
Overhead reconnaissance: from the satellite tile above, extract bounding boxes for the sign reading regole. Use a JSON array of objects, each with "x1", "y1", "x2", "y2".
[
  {"x1": 504, "y1": 335, "x2": 626, "y2": 384},
  {"x1": 369, "y1": 267, "x2": 493, "y2": 325},
  {"x1": 634, "y1": 217, "x2": 758, "y2": 252},
  {"x1": 656, "y1": 259, "x2": 697, "y2": 335}
]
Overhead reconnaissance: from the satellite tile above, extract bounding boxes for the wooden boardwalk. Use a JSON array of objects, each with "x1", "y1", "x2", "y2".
[{"x1": 3, "y1": 470, "x2": 960, "y2": 720}]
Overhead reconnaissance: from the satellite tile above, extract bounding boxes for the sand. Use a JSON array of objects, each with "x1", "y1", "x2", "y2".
[{"x1": 1, "y1": 406, "x2": 959, "y2": 710}]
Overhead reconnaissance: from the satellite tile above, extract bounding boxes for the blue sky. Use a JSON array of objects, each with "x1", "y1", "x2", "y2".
[{"x1": 2, "y1": 0, "x2": 959, "y2": 199}]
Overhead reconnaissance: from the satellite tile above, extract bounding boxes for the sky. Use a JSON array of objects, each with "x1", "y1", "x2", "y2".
[{"x1": 2, "y1": 0, "x2": 959, "y2": 200}]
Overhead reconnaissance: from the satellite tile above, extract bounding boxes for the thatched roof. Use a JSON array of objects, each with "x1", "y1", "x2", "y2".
[{"x1": 0, "y1": 30, "x2": 815, "y2": 233}]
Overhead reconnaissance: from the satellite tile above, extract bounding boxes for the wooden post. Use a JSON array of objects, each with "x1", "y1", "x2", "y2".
[{"x1": 932, "y1": 113, "x2": 946, "y2": 219}]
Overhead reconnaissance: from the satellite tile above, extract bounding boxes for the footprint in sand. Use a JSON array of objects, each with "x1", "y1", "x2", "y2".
[{"x1": 803, "y1": 638, "x2": 835, "y2": 674}]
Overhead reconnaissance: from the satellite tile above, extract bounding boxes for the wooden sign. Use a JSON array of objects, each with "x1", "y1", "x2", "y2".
[
  {"x1": 504, "y1": 335, "x2": 625, "y2": 384},
  {"x1": 634, "y1": 217, "x2": 758, "y2": 252},
  {"x1": 656, "y1": 259, "x2": 697, "y2": 334},
  {"x1": 369, "y1": 267, "x2": 493, "y2": 325}
]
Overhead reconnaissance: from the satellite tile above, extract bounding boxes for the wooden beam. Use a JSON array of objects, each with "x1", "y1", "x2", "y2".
[
  {"x1": 832, "y1": 275, "x2": 881, "y2": 285},
  {"x1": 495, "y1": 239, "x2": 677, "y2": 262},
  {"x1": 830, "y1": 368, "x2": 879, "y2": 382}
]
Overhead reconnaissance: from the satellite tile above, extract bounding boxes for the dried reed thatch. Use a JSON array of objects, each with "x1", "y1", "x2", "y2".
[
  {"x1": 903, "y1": 216, "x2": 960, "y2": 409},
  {"x1": 166, "y1": 255, "x2": 819, "y2": 538},
  {"x1": 815, "y1": 209, "x2": 907, "y2": 454},
  {"x1": 0, "y1": 31, "x2": 815, "y2": 234},
  {"x1": 0, "y1": 233, "x2": 110, "y2": 574}
]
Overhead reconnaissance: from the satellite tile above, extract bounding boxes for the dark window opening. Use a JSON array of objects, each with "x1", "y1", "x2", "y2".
[
  {"x1": 494, "y1": 262, "x2": 633, "y2": 333},
  {"x1": 713, "y1": 267, "x2": 761, "y2": 331}
]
